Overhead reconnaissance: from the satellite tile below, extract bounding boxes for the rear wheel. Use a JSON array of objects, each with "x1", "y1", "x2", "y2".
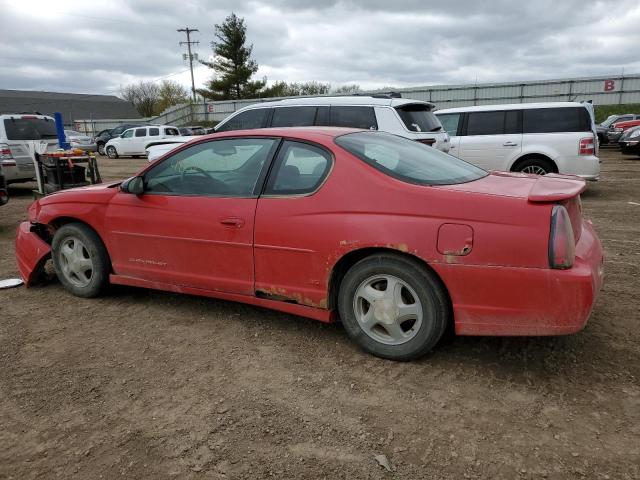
[
  {"x1": 97, "y1": 143, "x2": 106, "y2": 155},
  {"x1": 514, "y1": 157, "x2": 556, "y2": 175},
  {"x1": 338, "y1": 253, "x2": 449, "y2": 361},
  {"x1": 106, "y1": 146, "x2": 118, "y2": 159},
  {"x1": 52, "y1": 223, "x2": 110, "y2": 298}
]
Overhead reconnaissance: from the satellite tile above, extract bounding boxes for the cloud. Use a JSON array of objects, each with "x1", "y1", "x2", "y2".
[{"x1": 0, "y1": 0, "x2": 638, "y2": 96}]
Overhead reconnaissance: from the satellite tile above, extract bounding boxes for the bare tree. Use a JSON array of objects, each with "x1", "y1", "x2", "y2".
[
  {"x1": 157, "y1": 80, "x2": 189, "y2": 113},
  {"x1": 120, "y1": 81, "x2": 161, "y2": 117},
  {"x1": 333, "y1": 84, "x2": 361, "y2": 94}
]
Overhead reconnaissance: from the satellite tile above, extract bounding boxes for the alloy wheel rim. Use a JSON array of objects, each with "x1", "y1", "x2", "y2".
[
  {"x1": 521, "y1": 165, "x2": 547, "y2": 175},
  {"x1": 107, "y1": 147, "x2": 116, "y2": 158},
  {"x1": 98, "y1": 144, "x2": 105, "y2": 155},
  {"x1": 59, "y1": 237, "x2": 94, "y2": 288},
  {"x1": 353, "y1": 274, "x2": 423, "y2": 345}
]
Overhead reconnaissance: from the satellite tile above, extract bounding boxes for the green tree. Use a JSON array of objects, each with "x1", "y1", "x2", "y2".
[
  {"x1": 157, "y1": 80, "x2": 189, "y2": 113},
  {"x1": 198, "y1": 13, "x2": 266, "y2": 100}
]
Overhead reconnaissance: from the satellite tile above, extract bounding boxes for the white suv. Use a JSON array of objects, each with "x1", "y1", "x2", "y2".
[
  {"x1": 435, "y1": 102, "x2": 599, "y2": 179},
  {"x1": 215, "y1": 95, "x2": 450, "y2": 152},
  {"x1": 0, "y1": 114, "x2": 60, "y2": 183},
  {"x1": 105, "y1": 125, "x2": 180, "y2": 158}
]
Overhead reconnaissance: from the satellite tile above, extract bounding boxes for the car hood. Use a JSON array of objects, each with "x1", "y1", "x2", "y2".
[
  {"x1": 441, "y1": 171, "x2": 586, "y2": 202},
  {"x1": 37, "y1": 181, "x2": 121, "y2": 205}
]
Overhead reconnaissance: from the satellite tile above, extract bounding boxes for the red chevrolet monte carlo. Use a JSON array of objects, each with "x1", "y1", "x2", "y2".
[{"x1": 16, "y1": 128, "x2": 604, "y2": 360}]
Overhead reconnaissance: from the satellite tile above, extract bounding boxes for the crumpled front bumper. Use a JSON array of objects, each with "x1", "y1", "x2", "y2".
[{"x1": 15, "y1": 222, "x2": 51, "y2": 286}]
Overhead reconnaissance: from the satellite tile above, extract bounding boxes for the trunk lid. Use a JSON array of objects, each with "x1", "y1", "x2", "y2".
[{"x1": 442, "y1": 171, "x2": 585, "y2": 242}]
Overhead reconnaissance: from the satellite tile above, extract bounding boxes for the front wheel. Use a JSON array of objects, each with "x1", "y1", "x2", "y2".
[
  {"x1": 97, "y1": 143, "x2": 105, "y2": 155},
  {"x1": 52, "y1": 223, "x2": 110, "y2": 298},
  {"x1": 106, "y1": 146, "x2": 118, "y2": 159},
  {"x1": 338, "y1": 253, "x2": 450, "y2": 361}
]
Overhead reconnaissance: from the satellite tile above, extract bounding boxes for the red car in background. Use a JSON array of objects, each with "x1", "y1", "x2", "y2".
[
  {"x1": 16, "y1": 128, "x2": 604, "y2": 360},
  {"x1": 607, "y1": 119, "x2": 640, "y2": 144}
]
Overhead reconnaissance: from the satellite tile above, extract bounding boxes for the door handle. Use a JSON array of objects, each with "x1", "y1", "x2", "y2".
[
  {"x1": 503, "y1": 141, "x2": 518, "y2": 146},
  {"x1": 219, "y1": 217, "x2": 245, "y2": 228}
]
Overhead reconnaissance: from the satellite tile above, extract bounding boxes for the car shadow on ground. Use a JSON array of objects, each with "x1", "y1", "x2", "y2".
[{"x1": 63, "y1": 280, "x2": 605, "y2": 388}]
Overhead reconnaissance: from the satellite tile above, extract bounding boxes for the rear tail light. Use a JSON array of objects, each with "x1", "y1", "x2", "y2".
[
  {"x1": 416, "y1": 139, "x2": 436, "y2": 146},
  {"x1": 0, "y1": 143, "x2": 13, "y2": 160},
  {"x1": 549, "y1": 205, "x2": 575, "y2": 269},
  {"x1": 579, "y1": 137, "x2": 595, "y2": 155}
]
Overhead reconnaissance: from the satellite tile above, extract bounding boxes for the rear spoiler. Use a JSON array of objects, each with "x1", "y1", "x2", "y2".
[{"x1": 527, "y1": 174, "x2": 586, "y2": 202}]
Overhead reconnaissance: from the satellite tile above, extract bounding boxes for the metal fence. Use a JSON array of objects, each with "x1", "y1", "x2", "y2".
[{"x1": 74, "y1": 73, "x2": 640, "y2": 134}]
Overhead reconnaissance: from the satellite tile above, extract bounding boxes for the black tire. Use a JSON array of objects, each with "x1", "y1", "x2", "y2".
[
  {"x1": 97, "y1": 143, "x2": 106, "y2": 155},
  {"x1": 106, "y1": 146, "x2": 118, "y2": 159},
  {"x1": 338, "y1": 253, "x2": 450, "y2": 361},
  {"x1": 52, "y1": 223, "x2": 110, "y2": 298},
  {"x1": 513, "y1": 157, "x2": 556, "y2": 175}
]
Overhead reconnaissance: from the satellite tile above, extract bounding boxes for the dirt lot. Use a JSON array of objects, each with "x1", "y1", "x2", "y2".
[{"x1": 1, "y1": 148, "x2": 639, "y2": 479}]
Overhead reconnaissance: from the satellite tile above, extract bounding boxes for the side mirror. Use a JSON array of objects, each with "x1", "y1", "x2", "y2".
[{"x1": 121, "y1": 176, "x2": 144, "y2": 195}]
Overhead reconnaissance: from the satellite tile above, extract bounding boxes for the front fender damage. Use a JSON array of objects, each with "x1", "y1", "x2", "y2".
[{"x1": 15, "y1": 222, "x2": 52, "y2": 286}]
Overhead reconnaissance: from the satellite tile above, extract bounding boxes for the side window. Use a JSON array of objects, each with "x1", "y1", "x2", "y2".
[
  {"x1": 271, "y1": 107, "x2": 317, "y2": 127},
  {"x1": 164, "y1": 128, "x2": 179, "y2": 136},
  {"x1": 523, "y1": 107, "x2": 590, "y2": 134},
  {"x1": 266, "y1": 141, "x2": 332, "y2": 195},
  {"x1": 315, "y1": 106, "x2": 330, "y2": 125},
  {"x1": 466, "y1": 111, "x2": 505, "y2": 136},
  {"x1": 329, "y1": 106, "x2": 377, "y2": 130},
  {"x1": 135, "y1": 128, "x2": 147, "y2": 137},
  {"x1": 122, "y1": 129, "x2": 134, "y2": 138},
  {"x1": 504, "y1": 110, "x2": 521, "y2": 134},
  {"x1": 149, "y1": 127, "x2": 159, "y2": 136},
  {"x1": 437, "y1": 113, "x2": 461, "y2": 136},
  {"x1": 217, "y1": 108, "x2": 270, "y2": 132},
  {"x1": 112, "y1": 127, "x2": 125, "y2": 135},
  {"x1": 144, "y1": 138, "x2": 277, "y2": 196}
]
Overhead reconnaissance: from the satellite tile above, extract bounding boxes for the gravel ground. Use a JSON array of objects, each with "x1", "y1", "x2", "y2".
[{"x1": 0, "y1": 148, "x2": 639, "y2": 479}]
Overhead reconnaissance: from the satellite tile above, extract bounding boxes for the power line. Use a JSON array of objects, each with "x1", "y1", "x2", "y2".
[{"x1": 177, "y1": 27, "x2": 200, "y2": 103}]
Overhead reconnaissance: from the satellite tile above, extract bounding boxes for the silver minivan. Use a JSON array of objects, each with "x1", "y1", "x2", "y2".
[
  {"x1": 214, "y1": 95, "x2": 451, "y2": 152},
  {"x1": 0, "y1": 114, "x2": 59, "y2": 183},
  {"x1": 435, "y1": 102, "x2": 600, "y2": 179}
]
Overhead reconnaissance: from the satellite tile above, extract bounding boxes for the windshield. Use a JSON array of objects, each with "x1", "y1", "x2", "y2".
[
  {"x1": 395, "y1": 104, "x2": 442, "y2": 132},
  {"x1": 3, "y1": 118, "x2": 58, "y2": 140},
  {"x1": 601, "y1": 115, "x2": 620, "y2": 127},
  {"x1": 335, "y1": 131, "x2": 487, "y2": 186}
]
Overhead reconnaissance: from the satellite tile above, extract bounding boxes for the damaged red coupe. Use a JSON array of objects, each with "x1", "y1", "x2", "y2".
[{"x1": 16, "y1": 128, "x2": 604, "y2": 360}]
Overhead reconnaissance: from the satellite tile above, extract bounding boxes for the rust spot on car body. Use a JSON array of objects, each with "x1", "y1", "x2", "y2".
[{"x1": 256, "y1": 287, "x2": 328, "y2": 310}]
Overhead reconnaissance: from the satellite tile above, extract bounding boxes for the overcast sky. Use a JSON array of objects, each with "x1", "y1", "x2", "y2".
[{"x1": 1, "y1": 0, "x2": 639, "y2": 96}]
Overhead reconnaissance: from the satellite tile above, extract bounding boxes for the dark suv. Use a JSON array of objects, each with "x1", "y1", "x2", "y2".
[
  {"x1": 0, "y1": 171, "x2": 8, "y2": 206},
  {"x1": 94, "y1": 123, "x2": 145, "y2": 155}
]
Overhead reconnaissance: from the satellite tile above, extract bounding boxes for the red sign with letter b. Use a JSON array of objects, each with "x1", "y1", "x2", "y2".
[{"x1": 604, "y1": 80, "x2": 616, "y2": 92}]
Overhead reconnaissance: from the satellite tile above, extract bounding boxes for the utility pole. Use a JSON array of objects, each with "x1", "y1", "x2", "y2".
[{"x1": 178, "y1": 27, "x2": 199, "y2": 103}]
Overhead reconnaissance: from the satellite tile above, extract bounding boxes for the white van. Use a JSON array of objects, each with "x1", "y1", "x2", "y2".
[
  {"x1": 435, "y1": 102, "x2": 599, "y2": 179},
  {"x1": 0, "y1": 114, "x2": 60, "y2": 183},
  {"x1": 214, "y1": 95, "x2": 451, "y2": 153},
  {"x1": 105, "y1": 125, "x2": 180, "y2": 158}
]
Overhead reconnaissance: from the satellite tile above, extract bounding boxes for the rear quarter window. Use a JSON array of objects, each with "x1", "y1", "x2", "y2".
[
  {"x1": 328, "y1": 106, "x2": 377, "y2": 130},
  {"x1": 336, "y1": 131, "x2": 487, "y2": 186},
  {"x1": 523, "y1": 107, "x2": 591, "y2": 133}
]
